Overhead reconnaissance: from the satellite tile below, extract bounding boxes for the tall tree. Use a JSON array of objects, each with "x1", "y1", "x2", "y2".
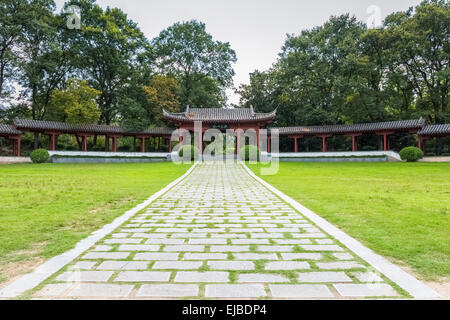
[
  {"x1": 66, "y1": 0, "x2": 153, "y2": 125},
  {"x1": 152, "y1": 20, "x2": 236, "y2": 107},
  {"x1": 142, "y1": 75, "x2": 181, "y2": 126},
  {"x1": 46, "y1": 78, "x2": 101, "y2": 125}
]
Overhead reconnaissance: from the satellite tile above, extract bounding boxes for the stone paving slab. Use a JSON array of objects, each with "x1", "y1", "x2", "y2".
[{"x1": 20, "y1": 161, "x2": 425, "y2": 299}]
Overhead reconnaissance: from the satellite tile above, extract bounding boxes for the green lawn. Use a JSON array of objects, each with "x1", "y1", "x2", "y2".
[
  {"x1": 0, "y1": 162, "x2": 190, "y2": 283},
  {"x1": 250, "y1": 162, "x2": 450, "y2": 280}
]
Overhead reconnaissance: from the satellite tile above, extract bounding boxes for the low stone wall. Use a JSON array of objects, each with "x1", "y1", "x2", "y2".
[
  {"x1": 269, "y1": 151, "x2": 401, "y2": 162},
  {"x1": 0, "y1": 157, "x2": 32, "y2": 164},
  {"x1": 51, "y1": 157, "x2": 167, "y2": 164},
  {"x1": 49, "y1": 151, "x2": 170, "y2": 164}
]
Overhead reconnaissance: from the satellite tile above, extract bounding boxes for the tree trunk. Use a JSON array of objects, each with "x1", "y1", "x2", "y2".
[
  {"x1": 75, "y1": 135, "x2": 82, "y2": 149},
  {"x1": 105, "y1": 136, "x2": 109, "y2": 151}
]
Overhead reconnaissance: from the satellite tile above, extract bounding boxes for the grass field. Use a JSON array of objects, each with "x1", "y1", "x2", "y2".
[
  {"x1": 250, "y1": 162, "x2": 450, "y2": 280},
  {"x1": 0, "y1": 162, "x2": 189, "y2": 285}
]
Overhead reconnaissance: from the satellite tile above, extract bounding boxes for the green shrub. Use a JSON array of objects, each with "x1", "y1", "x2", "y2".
[
  {"x1": 30, "y1": 148, "x2": 50, "y2": 163},
  {"x1": 239, "y1": 145, "x2": 260, "y2": 161},
  {"x1": 442, "y1": 153, "x2": 450, "y2": 157},
  {"x1": 178, "y1": 145, "x2": 200, "y2": 160},
  {"x1": 399, "y1": 146, "x2": 424, "y2": 162},
  {"x1": 425, "y1": 152, "x2": 436, "y2": 157}
]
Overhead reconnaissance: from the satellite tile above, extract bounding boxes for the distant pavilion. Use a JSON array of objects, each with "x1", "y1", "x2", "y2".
[{"x1": 0, "y1": 106, "x2": 450, "y2": 156}]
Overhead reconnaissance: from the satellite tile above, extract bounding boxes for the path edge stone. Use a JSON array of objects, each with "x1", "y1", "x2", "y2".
[
  {"x1": 0, "y1": 162, "x2": 199, "y2": 298},
  {"x1": 240, "y1": 161, "x2": 441, "y2": 299}
]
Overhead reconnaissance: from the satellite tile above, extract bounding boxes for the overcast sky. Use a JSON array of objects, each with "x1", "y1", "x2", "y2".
[{"x1": 54, "y1": 0, "x2": 422, "y2": 106}]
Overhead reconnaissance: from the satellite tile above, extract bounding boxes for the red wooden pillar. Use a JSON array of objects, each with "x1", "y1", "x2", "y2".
[
  {"x1": 112, "y1": 136, "x2": 118, "y2": 152},
  {"x1": 321, "y1": 136, "x2": 327, "y2": 152},
  {"x1": 236, "y1": 131, "x2": 241, "y2": 155},
  {"x1": 294, "y1": 136, "x2": 298, "y2": 153},
  {"x1": 383, "y1": 134, "x2": 387, "y2": 151},
  {"x1": 169, "y1": 139, "x2": 172, "y2": 152},
  {"x1": 352, "y1": 135, "x2": 357, "y2": 152},
  {"x1": 198, "y1": 132, "x2": 203, "y2": 154},
  {"x1": 13, "y1": 137, "x2": 21, "y2": 157},
  {"x1": 256, "y1": 128, "x2": 260, "y2": 149},
  {"x1": 48, "y1": 133, "x2": 57, "y2": 151},
  {"x1": 140, "y1": 137, "x2": 145, "y2": 152},
  {"x1": 81, "y1": 135, "x2": 88, "y2": 151},
  {"x1": 267, "y1": 136, "x2": 271, "y2": 153}
]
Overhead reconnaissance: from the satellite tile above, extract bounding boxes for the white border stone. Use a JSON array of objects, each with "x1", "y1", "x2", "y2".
[
  {"x1": 0, "y1": 162, "x2": 199, "y2": 298},
  {"x1": 48, "y1": 151, "x2": 169, "y2": 158},
  {"x1": 240, "y1": 161, "x2": 441, "y2": 299}
]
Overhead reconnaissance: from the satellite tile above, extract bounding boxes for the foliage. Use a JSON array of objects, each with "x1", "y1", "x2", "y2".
[
  {"x1": 239, "y1": 145, "x2": 260, "y2": 161},
  {"x1": 152, "y1": 20, "x2": 236, "y2": 107},
  {"x1": 47, "y1": 79, "x2": 101, "y2": 125},
  {"x1": 238, "y1": 0, "x2": 449, "y2": 147},
  {"x1": 142, "y1": 75, "x2": 181, "y2": 125},
  {"x1": 30, "y1": 148, "x2": 49, "y2": 163},
  {"x1": 399, "y1": 146, "x2": 424, "y2": 162},
  {"x1": 178, "y1": 144, "x2": 200, "y2": 160}
]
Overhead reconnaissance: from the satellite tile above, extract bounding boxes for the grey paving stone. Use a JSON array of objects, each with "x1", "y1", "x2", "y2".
[
  {"x1": 145, "y1": 239, "x2": 185, "y2": 245},
  {"x1": 134, "y1": 253, "x2": 179, "y2": 260},
  {"x1": 188, "y1": 239, "x2": 227, "y2": 245},
  {"x1": 269, "y1": 284, "x2": 334, "y2": 298},
  {"x1": 137, "y1": 284, "x2": 198, "y2": 297},
  {"x1": 274, "y1": 239, "x2": 312, "y2": 244},
  {"x1": 174, "y1": 271, "x2": 229, "y2": 282},
  {"x1": 68, "y1": 283, "x2": 134, "y2": 297},
  {"x1": 334, "y1": 284, "x2": 399, "y2": 297},
  {"x1": 71, "y1": 261, "x2": 96, "y2": 270},
  {"x1": 251, "y1": 233, "x2": 283, "y2": 238},
  {"x1": 114, "y1": 271, "x2": 171, "y2": 282},
  {"x1": 233, "y1": 253, "x2": 278, "y2": 260},
  {"x1": 164, "y1": 245, "x2": 205, "y2": 252},
  {"x1": 265, "y1": 261, "x2": 310, "y2": 270},
  {"x1": 56, "y1": 271, "x2": 113, "y2": 282},
  {"x1": 37, "y1": 283, "x2": 71, "y2": 296},
  {"x1": 238, "y1": 274, "x2": 289, "y2": 283},
  {"x1": 208, "y1": 261, "x2": 254, "y2": 270},
  {"x1": 297, "y1": 272, "x2": 352, "y2": 283},
  {"x1": 152, "y1": 261, "x2": 203, "y2": 270},
  {"x1": 210, "y1": 245, "x2": 249, "y2": 252},
  {"x1": 132, "y1": 233, "x2": 167, "y2": 238},
  {"x1": 183, "y1": 253, "x2": 227, "y2": 260},
  {"x1": 92, "y1": 245, "x2": 113, "y2": 251},
  {"x1": 82, "y1": 252, "x2": 130, "y2": 260},
  {"x1": 104, "y1": 238, "x2": 142, "y2": 244},
  {"x1": 316, "y1": 262, "x2": 365, "y2": 270},
  {"x1": 352, "y1": 271, "x2": 384, "y2": 282},
  {"x1": 118, "y1": 245, "x2": 160, "y2": 251},
  {"x1": 96, "y1": 261, "x2": 149, "y2": 270},
  {"x1": 280, "y1": 253, "x2": 323, "y2": 260},
  {"x1": 301, "y1": 245, "x2": 344, "y2": 251},
  {"x1": 231, "y1": 239, "x2": 270, "y2": 244},
  {"x1": 257, "y1": 245, "x2": 293, "y2": 252},
  {"x1": 205, "y1": 284, "x2": 266, "y2": 298},
  {"x1": 210, "y1": 234, "x2": 247, "y2": 239},
  {"x1": 333, "y1": 253, "x2": 354, "y2": 260}
]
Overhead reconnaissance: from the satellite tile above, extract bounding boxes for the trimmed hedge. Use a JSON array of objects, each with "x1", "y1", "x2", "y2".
[
  {"x1": 178, "y1": 145, "x2": 200, "y2": 160},
  {"x1": 239, "y1": 145, "x2": 260, "y2": 161},
  {"x1": 30, "y1": 148, "x2": 50, "y2": 163},
  {"x1": 399, "y1": 146, "x2": 424, "y2": 162}
]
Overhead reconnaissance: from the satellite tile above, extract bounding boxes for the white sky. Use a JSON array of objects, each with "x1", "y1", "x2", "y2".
[{"x1": 54, "y1": 0, "x2": 421, "y2": 106}]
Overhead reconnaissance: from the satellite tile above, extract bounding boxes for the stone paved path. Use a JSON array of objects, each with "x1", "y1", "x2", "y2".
[{"x1": 35, "y1": 162, "x2": 405, "y2": 299}]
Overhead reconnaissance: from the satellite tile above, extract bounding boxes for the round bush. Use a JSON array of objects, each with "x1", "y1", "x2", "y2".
[
  {"x1": 239, "y1": 145, "x2": 260, "y2": 161},
  {"x1": 178, "y1": 145, "x2": 200, "y2": 160},
  {"x1": 30, "y1": 148, "x2": 50, "y2": 163},
  {"x1": 399, "y1": 146, "x2": 424, "y2": 162}
]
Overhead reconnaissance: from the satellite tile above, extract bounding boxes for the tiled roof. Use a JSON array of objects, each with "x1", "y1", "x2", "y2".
[
  {"x1": 271, "y1": 118, "x2": 426, "y2": 136},
  {"x1": 418, "y1": 124, "x2": 450, "y2": 136},
  {"x1": 0, "y1": 124, "x2": 22, "y2": 136},
  {"x1": 12, "y1": 119, "x2": 173, "y2": 136},
  {"x1": 163, "y1": 107, "x2": 277, "y2": 123}
]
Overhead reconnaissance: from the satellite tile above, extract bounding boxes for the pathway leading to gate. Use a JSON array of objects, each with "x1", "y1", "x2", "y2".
[{"x1": 6, "y1": 161, "x2": 439, "y2": 299}]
